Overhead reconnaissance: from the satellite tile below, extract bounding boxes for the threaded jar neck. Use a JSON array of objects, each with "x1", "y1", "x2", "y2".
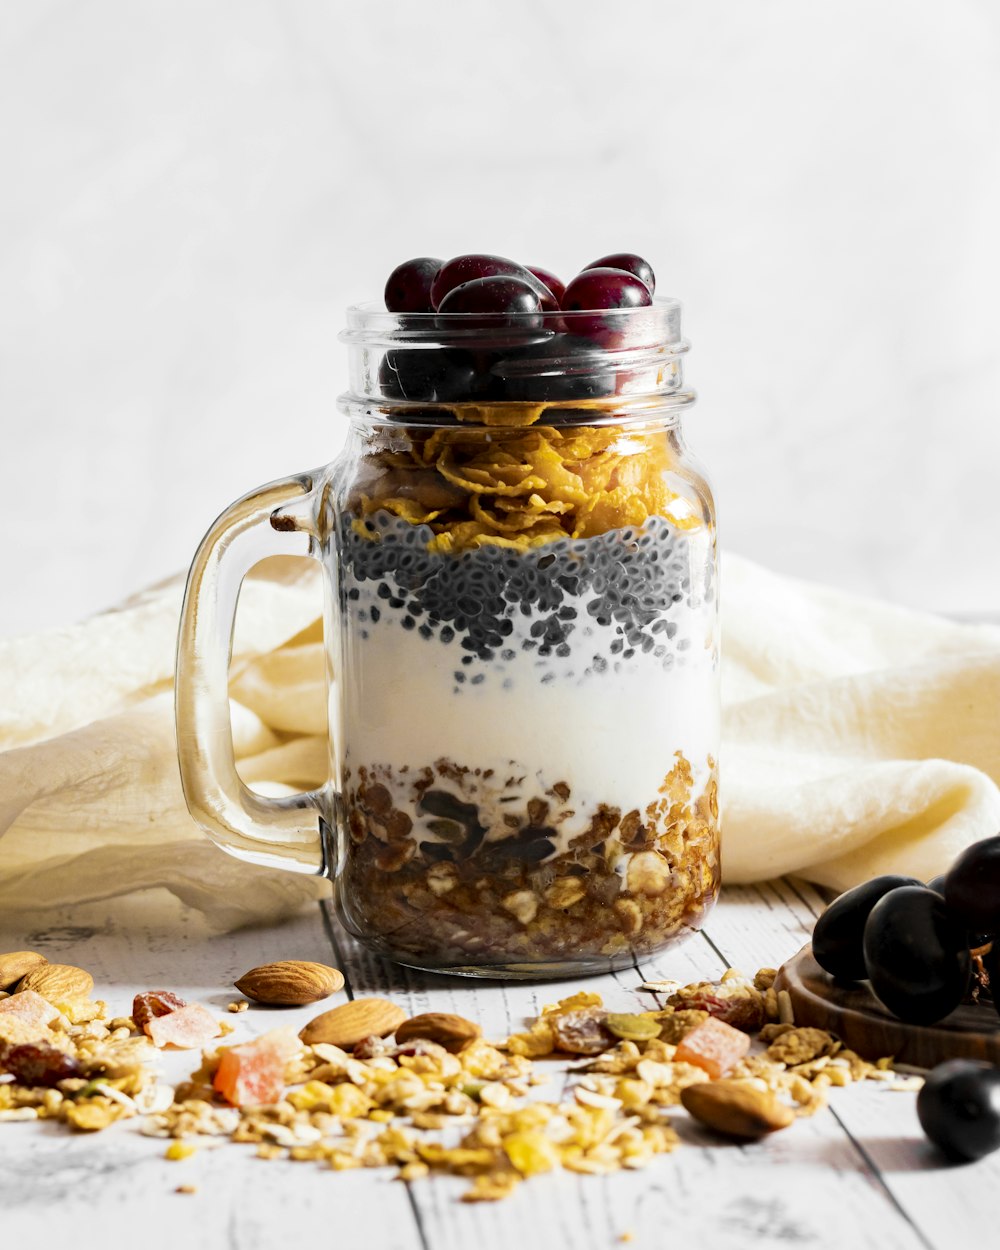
[{"x1": 338, "y1": 299, "x2": 693, "y2": 426}]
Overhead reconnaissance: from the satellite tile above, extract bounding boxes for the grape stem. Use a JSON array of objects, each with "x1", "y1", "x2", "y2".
[{"x1": 970, "y1": 943, "x2": 992, "y2": 1005}]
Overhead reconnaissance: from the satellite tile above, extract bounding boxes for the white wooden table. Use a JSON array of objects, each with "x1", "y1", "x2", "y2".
[{"x1": 1, "y1": 881, "x2": 990, "y2": 1250}]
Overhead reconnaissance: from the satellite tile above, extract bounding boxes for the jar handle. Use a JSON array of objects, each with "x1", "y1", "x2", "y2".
[{"x1": 175, "y1": 472, "x2": 331, "y2": 877}]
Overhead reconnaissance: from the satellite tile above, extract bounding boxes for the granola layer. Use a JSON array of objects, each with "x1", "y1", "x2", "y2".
[{"x1": 336, "y1": 755, "x2": 720, "y2": 972}]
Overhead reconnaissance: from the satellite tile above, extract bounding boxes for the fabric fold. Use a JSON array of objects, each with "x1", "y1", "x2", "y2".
[{"x1": 1, "y1": 552, "x2": 997, "y2": 928}]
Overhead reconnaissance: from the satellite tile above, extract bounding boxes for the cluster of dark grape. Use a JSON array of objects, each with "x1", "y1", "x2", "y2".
[
  {"x1": 813, "y1": 833, "x2": 1000, "y2": 1162},
  {"x1": 379, "y1": 251, "x2": 657, "y2": 404},
  {"x1": 813, "y1": 835, "x2": 1000, "y2": 1024}
]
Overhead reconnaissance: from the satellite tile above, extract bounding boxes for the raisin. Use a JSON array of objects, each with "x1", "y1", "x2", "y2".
[
  {"x1": 5, "y1": 1041, "x2": 82, "y2": 1086},
  {"x1": 132, "y1": 990, "x2": 187, "y2": 1032},
  {"x1": 352, "y1": 1034, "x2": 390, "y2": 1061}
]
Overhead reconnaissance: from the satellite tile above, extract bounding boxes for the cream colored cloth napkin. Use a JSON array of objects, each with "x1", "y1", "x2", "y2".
[{"x1": 1, "y1": 554, "x2": 998, "y2": 928}]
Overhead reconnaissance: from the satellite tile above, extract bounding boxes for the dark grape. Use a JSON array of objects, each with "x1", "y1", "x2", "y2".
[
  {"x1": 527, "y1": 266, "x2": 565, "y2": 309},
  {"x1": 493, "y1": 333, "x2": 613, "y2": 402},
  {"x1": 437, "y1": 275, "x2": 543, "y2": 328},
  {"x1": 378, "y1": 347, "x2": 479, "y2": 402},
  {"x1": 583, "y1": 252, "x2": 655, "y2": 294},
  {"x1": 561, "y1": 267, "x2": 652, "y2": 341},
  {"x1": 812, "y1": 874, "x2": 924, "y2": 982},
  {"x1": 926, "y1": 874, "x2": 947, "y2": 896},
  {"x1": 384, "y1": 257, "x2": 442, "y2": 313},
  {"x1": 917, "y1": 1060, "x2": 1000, "y2": 1161},
  {"x1": 863, "y1": 886, "x2": 971, "y2": 1024},
  {"x1": 944, "y1": 835, "x2": 1000, "y2": 932},
  {"x1": 429, "y1": 254, "x2": 550, "y2": 311}
]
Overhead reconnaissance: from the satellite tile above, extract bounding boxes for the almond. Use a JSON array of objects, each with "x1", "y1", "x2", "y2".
[
  {"x1": 299, "y1": 997, "x2": 406, "y2": 1049},
  {"x1": 680, "y1": 1079, "x2": 795, "y2": 1138},
  {"x1": 16, "y1": 963, "x2": 94, "y2": 1002},
  {"x1": 394, "y1": 1012, "x2": 482, "y2": 1052},
  {"x1": 234, "y1": 961, "x2": 344, "y2": 1006},
  {"x1": 0, "y1": 951, "x2": 48, "y2": 991}
]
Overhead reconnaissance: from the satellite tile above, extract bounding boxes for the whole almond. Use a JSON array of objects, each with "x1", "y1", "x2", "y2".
[
  {"x1": 234, "y1": 961, "x2": 344, "y2": 1006},
  {"x1": 17, "y1": 963, "x2": 94, "y2": 1002},
  {"x1": 680, "y1": 1079, "x2": 795, "y2": 1138},
  {"x1": 299, "y1": 997, "x2": 406, "y2": 1049},
  {"x1": 0, "y1": 951, "x2": 48, "y2": 991},
  {"x1": 395, "y1": 1012, "x2": 482, "y2": 1052}
]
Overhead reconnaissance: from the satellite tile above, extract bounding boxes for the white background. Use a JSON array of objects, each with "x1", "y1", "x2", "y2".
[{"x1": 3, "y1": 0, "x2": 999, "y2": 638}]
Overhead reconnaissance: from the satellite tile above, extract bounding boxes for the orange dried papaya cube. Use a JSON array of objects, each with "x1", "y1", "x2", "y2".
[
  {"x1": 674, "y1": 1016, "x2": 751, "y2": 1078},
  {"x1": 213, "y1": 1028, "x2": 300, "y2": 1107}
]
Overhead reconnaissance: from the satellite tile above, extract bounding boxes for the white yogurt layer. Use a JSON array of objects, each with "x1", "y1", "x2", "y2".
[{"x1": 333, "y1": 590, "x2": 719, "y2": 840}]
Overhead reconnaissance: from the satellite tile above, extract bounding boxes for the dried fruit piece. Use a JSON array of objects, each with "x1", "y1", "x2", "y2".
[
  {"x1": 213, "y1": 1027, "x2": 301, "y2": 1107},
  {"x1": 550, "y1": 1008, "x2": 612, "y2": 1056},
  {"x1": 234, "y1": 961, "x2": 344, "y2": 1006},
  {"x1": 299, "y1": 998, "x2": 406, "y2": 1049},
  {"x1": 395, "y1": 1013, "x2": 482, "y2": 1052},
  {"x1": 146, "y1": 1004, "x2": 221, "y2": 1050},
  {"x1": 0, "y1": 951, "x2": 48, "y2": 990},
  {"x1": 4, "y1": 1040, "x2": 82, "y2": 1086},
  {"x1": 667, "y1": 976, "x2": 766, "y2": 1032},
  {"x1": 133, "y1": 991, "x2": 187, "y2": 1032},
  {"x1": 674, "y1": 1017, "x2": 751, "y2": 1078},
  {"x1": 352, "y1": 1034, "x2": 391, "y2": 1061},
  {"x1": 681, "y1": 1080, "x2": 795, "y2": 1138},
  {"x1": 16, "y1": 964, "x2": 93, "y2": 1003},
  {"x1": 605, "y1": 1013, "x2": 662, "y2": 1043},
  {"x1": 0, "y1": 988, "x2": 59, "y2": 1030}
]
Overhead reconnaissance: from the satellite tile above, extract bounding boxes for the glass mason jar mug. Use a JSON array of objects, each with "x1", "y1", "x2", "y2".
[{"x1": 176, "y1": 299, "x2": 720, "y2": 978}]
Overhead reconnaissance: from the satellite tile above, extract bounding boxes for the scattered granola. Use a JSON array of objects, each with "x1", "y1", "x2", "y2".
[{"x1": 0, "y1": 966, "x2": 905, "y2": 1202}]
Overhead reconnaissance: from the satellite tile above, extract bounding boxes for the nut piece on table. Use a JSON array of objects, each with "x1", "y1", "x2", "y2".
[
  {"x1": 550, "y1": 1007, "x2": 613, "y2": 1056},
  {"x1": 680, "y1": 1079, "x2": 795, "y2": 1139},
  {"x1": 299, "y1": 997, "x2": 406, "y2": 1049},
  {"x1": 0, "y1": 951, "x2": 48, "y2": 991},
  {"x1": 395, "y1": 1012, "x2": 482, "y2": 1052},
  {"x1": 16, "y1": 963, "x2": 94, "y2": 1002},
  {"x1": 235, "y1": 961, "x2": 345, "y2": 1006}
]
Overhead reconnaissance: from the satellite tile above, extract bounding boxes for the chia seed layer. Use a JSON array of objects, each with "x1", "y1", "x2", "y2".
[{"x1": 342, "y1": 510, "x2": 713, "y2": 684}]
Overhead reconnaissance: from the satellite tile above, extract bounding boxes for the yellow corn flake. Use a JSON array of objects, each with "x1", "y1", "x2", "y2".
[
  {"x1": 416, "y1": 1143, "x2": 498, "y2": 1174},
  {"x1": 507, "y1": 1023, "x2": 555, "y2": 1059},
  {"x1": 165, "y1": 1141, "x2": 197, "y2": 1161},
  {"x1": 398, "y1": 1161, "x2": 430, "y2": 1182},
  {"x1": 362, "y1": 495, "x2": 442, "y2": 525},
  {"x1": 542, "y1": 991, "x2": 604, "y2": 1017},
  {"x1": 453, "y1": 403, "x2": 549, "y2": 428},
  {"x1": 502, "y1": 1130, "x2": 560, "y2": 1176},
  {"x1": 573, "y1": 487, "x2": 650, "y2": 538},
  {"x1": 63, "y1": 1100, "x2": 125, "y2": 1132},
  {"x1": 615, "y1": 1078, "x2": 654, "y2": 1109},
  {"x1": 461, "y1": 1172, "x2": 522, "y2": 1202},
  {"x1": 55, "y1": 999, "x2": 106, "y2": 1024},
  {"x1": 328, "y1": 1150, "x2": 363, "y2": 1171},
  {"x1": 355, "y1": 414, "x2": 699, "y2": 555},
  {"x1": 459, "y1": 1041, "x2": 512, "y2": 1080},
  {"x1": 437, "y1": 447, "x2": 545, "y2": 497},
  {"x1": 286, "y1": 1080, "x2": 337, "y2": 1113}
]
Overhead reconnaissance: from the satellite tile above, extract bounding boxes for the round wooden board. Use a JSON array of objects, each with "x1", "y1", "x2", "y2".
[{"x1": 775, "y1": 944, "x2": 1000, "y2": 1067}]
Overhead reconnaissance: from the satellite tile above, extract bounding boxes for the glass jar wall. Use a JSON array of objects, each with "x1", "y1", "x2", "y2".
[{"x1": 326, "y1": 302, "x2": 720, "y2": 976}]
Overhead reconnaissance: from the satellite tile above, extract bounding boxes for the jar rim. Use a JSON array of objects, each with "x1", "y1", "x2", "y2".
[{"x1": 340, "y1": 296, "x2": 687, "y2": 352}]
